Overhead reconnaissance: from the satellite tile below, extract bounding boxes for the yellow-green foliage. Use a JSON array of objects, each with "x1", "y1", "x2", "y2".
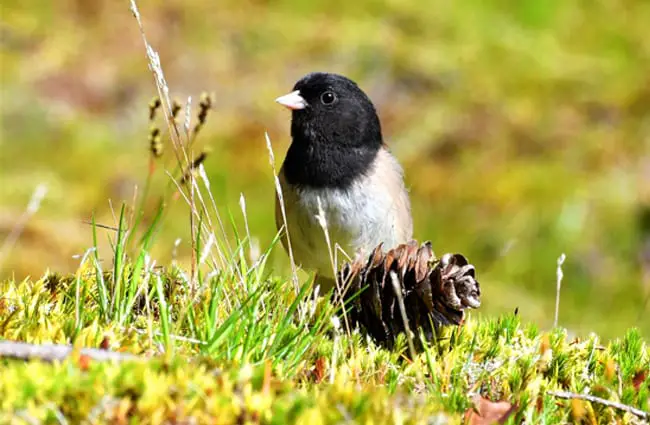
[
  {"x1": 1, "y1": 357, "x2": 452, "y2": 425},
  {"x1": 1, "y1": 272, "x2": 648, "y2": 424},
  {"x1": 1, "y1": 0, "x2": 650, "y2": 339}
]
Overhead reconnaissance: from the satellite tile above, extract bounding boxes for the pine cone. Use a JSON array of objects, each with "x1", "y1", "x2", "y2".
[{"x1": 336, "y1": 240, "x2": 481, "y2": 349}]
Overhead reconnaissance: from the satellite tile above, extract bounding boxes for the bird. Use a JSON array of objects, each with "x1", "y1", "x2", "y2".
[{"x1": 274, "y1": 72, "x2": 413, "y2": 294}]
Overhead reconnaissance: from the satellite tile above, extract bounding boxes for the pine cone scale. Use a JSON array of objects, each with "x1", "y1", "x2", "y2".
[{"x1": 337, "y1": 240, "x2": 482, "y2": 349}]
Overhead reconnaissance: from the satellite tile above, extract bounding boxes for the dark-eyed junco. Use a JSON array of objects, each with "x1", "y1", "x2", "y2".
[{"x1": 275, "y1": 72, "x2": 413, "y2": 293}]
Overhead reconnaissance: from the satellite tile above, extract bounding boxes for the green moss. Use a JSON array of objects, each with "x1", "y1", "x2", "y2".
[
  {"x1": 2, "y1": 0, "x2": 650, "y2": 339},
  {"x1": 1, "y1": 271, "x2": 648, "y2": 423}
]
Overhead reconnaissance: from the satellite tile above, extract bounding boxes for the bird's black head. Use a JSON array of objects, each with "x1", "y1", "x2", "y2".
[{"x1": 277, "y1": 72, "x2": 383, "y2": 189}]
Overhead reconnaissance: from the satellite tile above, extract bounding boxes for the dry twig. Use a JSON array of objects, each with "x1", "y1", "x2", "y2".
[
  {"x1": 0, "y1": 341, "x2": 140, "y2": 363},
  {"x1": 548, "y1": 389, "x2": 649, "y2": 421}
]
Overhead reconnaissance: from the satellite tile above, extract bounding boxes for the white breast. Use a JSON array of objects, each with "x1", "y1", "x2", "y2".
[{"x1": 280, "y1": 149, "x2": 413, "y2": 279}]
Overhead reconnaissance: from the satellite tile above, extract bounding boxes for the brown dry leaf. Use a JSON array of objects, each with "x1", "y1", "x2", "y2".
[
  {"x1": 464, "y1": 395, "x2": 516, "y2": 425},
  {"x1": 313, "y1": 357, "x2": 327, "y2": 383},
  {"x1": 604, "y1": 358, "x2": 616, "y2": 381},
  {"x1": 262, "y1": 360, "x2": 272, "y2": 396},
  {"x1": 78, "y1": 353, "x2": 91, "y2": 371},
  {"x1": 539, "y1": 334, "x2": 551, "y2": 355},
  {"x1": 99, "y1": 335, "x2": 111, "y2": 350},
  {"x1": 535, "y1": 395, "x2": 544, "y2": 413},
  {"x1": 633, "y1": 369, "x2": 648, "y2": 392},
  {"x1": 571, "y1": 398, "x2": 586, "y2": 422}
]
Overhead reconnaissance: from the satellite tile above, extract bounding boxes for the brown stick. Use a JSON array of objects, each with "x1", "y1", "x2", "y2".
[
  {"x1": 0, "y1": 341, "x2": 140, "y2": 363},
  {"x1": 548, "y1": 390, "x2": 649, "y2": 421}
]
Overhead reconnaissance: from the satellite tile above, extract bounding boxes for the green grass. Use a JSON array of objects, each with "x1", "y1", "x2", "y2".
[{"x1": 1, "y1": 267, "x2": 648, "y2": 423}]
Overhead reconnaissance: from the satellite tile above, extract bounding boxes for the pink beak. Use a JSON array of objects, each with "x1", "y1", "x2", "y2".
[{"x1": 275, "y1": 90, "x2": 308, "y2": 110}]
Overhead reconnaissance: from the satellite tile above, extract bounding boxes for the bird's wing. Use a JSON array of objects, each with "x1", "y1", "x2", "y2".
[{"x1": 376, "y1": 147, "x2": 414, "y2": 242}]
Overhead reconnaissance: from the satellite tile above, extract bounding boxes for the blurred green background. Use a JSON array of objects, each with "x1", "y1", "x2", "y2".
[{"x1": 1, "y1": 0, "x2": 649, "y2": 338}]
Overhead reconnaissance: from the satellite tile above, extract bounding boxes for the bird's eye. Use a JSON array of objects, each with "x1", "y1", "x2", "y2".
[{"x1": 320, "y1": 91, "x2": 337, "y2": 105}]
